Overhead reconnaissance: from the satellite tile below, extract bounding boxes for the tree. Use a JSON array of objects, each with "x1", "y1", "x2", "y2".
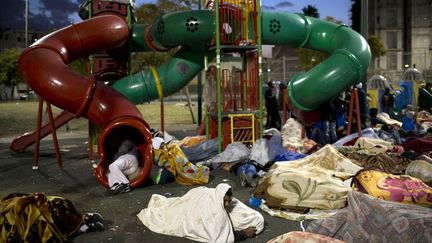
[
  {"x1": 135, "y1": 0, "x2": 196, "y2": 24},
  {"x1": 0, "y1": 48, "x2": 22, "y2": 98},
  {"x1": 69, "y1": 58, "x2": 88, "y2": 75},
  {"x1": 350, "y1": 0, "x2": 361, "y2": 33},
  {"x1": 133, "y1": 0, "x2": 196, "y2": 71},
  {"x1": 302, "y1": 5, "x2": 319, "y2": 18},
  {"x1": 368, "y1": 35, "x2": 386, "y2": 69}
]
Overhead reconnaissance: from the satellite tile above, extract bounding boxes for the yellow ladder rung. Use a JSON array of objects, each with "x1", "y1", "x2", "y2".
[{"x1": 229, "y1": 113, "x2": 255, "y2": 145}]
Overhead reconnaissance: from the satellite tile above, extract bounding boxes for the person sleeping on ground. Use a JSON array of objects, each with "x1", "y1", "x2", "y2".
[
  {"x1": 0, "y1": 192, "x2": 104, "y2": 242},
  {"x1": 137, "y1": 183, "x2": 264, "y2": 242},
  {"x1": 106, "y1": 140, "x2": 139, "y2": 195}
]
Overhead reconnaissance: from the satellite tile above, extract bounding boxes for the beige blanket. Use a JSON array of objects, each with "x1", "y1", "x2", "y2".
[{"x1": 255, "y1": 145, "x2": 362, "y2": 211}]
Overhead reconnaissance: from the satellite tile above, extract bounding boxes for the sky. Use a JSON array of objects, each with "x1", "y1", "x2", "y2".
[{"x1": 1, "y1": 0, "x2": 352, "y2": 32}]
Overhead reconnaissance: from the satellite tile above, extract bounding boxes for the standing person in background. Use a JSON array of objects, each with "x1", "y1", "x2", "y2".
[
  {"x1": 265, "y1": 81, "x2": 281, "y2": 130},
  {"x1": 277, "y1": 81, "x2": 288, "y2": 124},
  {"x1": 381, "y1": 87, "x2": 394, "y2": 114},
  {"x1": 418, "y1": 83, "x2": 432, "y2": 112},
  {"x1": 356, "y1": 83, "x2": 368, "y2": 128}
]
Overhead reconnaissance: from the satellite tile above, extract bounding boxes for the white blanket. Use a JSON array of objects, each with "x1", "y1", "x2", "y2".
[{"x1": 137, "y1": 183, "x2": 264, "y2": 243}]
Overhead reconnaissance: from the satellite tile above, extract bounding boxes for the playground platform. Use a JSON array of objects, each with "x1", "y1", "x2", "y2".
[{"x1": 0, "y1": 125, "x2": 305, "y2": 243}]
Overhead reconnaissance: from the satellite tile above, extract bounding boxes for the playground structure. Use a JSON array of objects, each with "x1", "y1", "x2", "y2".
[
  {"x1": 11, "y1": 0, "x2": 371, "y2": 188},
  {"x1": 368, "y1": 69, "x2": 432, "y2": 113}
]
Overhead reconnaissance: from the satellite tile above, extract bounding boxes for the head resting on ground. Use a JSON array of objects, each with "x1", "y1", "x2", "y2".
[
  {"x1": 215, "y1": 183, "x2": 234, "y2": 211},
  {"x1": 117, "y1": 140, "x2": 134, "y2": 154}
]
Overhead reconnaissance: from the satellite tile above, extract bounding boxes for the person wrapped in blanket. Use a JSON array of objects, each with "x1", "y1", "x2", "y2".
[
  {"x1": 0, "y1": 192, "x2": 104, "y2": 242},
  {"x1": 153, "y1": 142, "x2": 210, "y2": 185},
  {"x1": 137, "y1": 183, "x2": 264, "y2": 242}
]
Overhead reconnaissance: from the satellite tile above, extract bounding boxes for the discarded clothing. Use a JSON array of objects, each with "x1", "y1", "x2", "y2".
[
  {"x1": 332, "y1": 128, "x2": 378, "y2": 147},
  {"x1": 401, "y1": 137, "x2": 432, "y2": 154},
  {"x1": 250, "y1": 139, "x2": 271, "y2": 167},
  {"x1": 281, "y1": 118, "x2": 304, "y2": 149},
  {"x1": 274, "y1": 151, "x2": 307, "y2": 162},
  {"x1": 416, "y1": 110, "x2": 432, "y2": 131},
  {"x1": 353, "y1": 137, "x2": 393, "y2": 154},
  {"x1": 376, "y1": 112, "x2": 402, "y2": 127},
  {"x1": 405, "y1": 159, "x2": 432, "y2": 185},
  {"x1": 137, "y1": 183, "x2": 264, "y2": 243},
  {"x1": 259, "y1": 202, "x2": 339, "y2": 221},
  {"x1": 343, "y1": 151, "x2": 411, "y2": 175},
  {"x1": 154, "y1": 143, "x2": 209, "y2": 185},
  {"x1": 307, "y1": 191, "x2": 432, "y2": 242},
  {"x1": 177, "y1": 135, "x2": 207, "y2": 148},
  {"x1": 354, "y1": 170, "x2": 432, "y2": 206},
  {"x1": 267, "y1": 135, "x2": 290, "y2": 162},
  {"x1": 181, "y1": 138, "x2": 219, "y2": 162},
  {"x1": 209, "y1": 142, "x2": 250, "y2": 169},
  {"x1": 275, "y1": 145, "x2": 362, "y2": 179}
]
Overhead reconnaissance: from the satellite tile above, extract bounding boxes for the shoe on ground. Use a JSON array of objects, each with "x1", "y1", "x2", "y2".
[
  {"x1": 83, "y1": 212, "x2": 103, "y2": 225},
  {"x1": 85, "y1": 222, "x2": 104, "y2": 233},
  {"x1": 78, "y1": 221, "x2": 104, "y2": 234},
  {"x1": 239, "y1": 172, "x2": 257, "y2": 188},
  {"x1": 105, "y1": 183, "x2": 132, "y2": 196}
]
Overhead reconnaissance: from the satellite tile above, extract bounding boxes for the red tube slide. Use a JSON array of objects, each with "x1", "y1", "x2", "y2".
[
  {"x1": 18, "y1": 15, "x2": 153, "y2": 188},
  {"x1": 10, "y1": 111, "x2": 74, "y2": 153}
]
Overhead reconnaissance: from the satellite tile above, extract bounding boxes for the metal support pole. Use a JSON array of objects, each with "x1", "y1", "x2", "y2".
[
  {"x1": 283, "y1": 56, "x2": 286, "y2": 83},
  {"x1": 25, "y1": 0, "x2": 28, "y2": 47},
  {"x1": 216, "y1": 0, "x2": 223, "y2": 152},
  {"x1": 197, "y1": 0, "x2": 203, "y2": 125},
  {"x1": 257, "y1": 0, "x2": 263, "y2": 138},
  {"x1": 360, "y1": 0, "x2": 368, "y2": 86}
]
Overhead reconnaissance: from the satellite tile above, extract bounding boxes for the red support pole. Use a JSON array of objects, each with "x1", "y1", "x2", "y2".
[
  {"x1": 33, "y1": 97, "x2": 44, "y2": 169},
  {"x1": 346, "y1": 90, "x2": 355, "y2": 136},
  {"x1": 283, "y1": 88, "x2": 288, "y2": 124},
  {"x1": 160, "y1": 99, "x2": 165, "y2": 135},
  {"x1": 88, "y1": 121, "x2": 93, "y2": 161},
  {"x1": 354, "y1": 88, "x2": 363, "y2": 137},
  {"x1": 46, "y1": 102, "x2": 63, "y2": 168}
]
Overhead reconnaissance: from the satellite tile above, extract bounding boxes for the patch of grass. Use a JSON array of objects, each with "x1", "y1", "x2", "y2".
[{"x1": 0, "y1": 101, "x2": 198, "y2": 138}]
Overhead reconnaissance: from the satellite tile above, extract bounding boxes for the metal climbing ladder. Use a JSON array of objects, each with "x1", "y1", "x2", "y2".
[{"x1": 228, "y1": 113, "x2": 256, "y2": 147}]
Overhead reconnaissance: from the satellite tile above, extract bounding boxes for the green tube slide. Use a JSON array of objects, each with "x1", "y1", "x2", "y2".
[
  {"x1": 113, "y1": 10, "x2": 215, "y2": 103},
  {"x1": 262, "y1": 12, "x2": 371, "y2": 111},
  {"x1": 113, "y1": 47, "x2": 213, "y2": 103},
  {"x1": 114, "y1": 10, "x2": 371, "y2": 112}
]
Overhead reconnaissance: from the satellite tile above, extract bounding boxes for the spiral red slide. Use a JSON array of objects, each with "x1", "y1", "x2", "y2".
[{"x1": 17, "y1": 15, "x2": 153, "y2": 188}]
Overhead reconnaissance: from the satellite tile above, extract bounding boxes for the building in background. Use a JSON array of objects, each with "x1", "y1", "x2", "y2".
[
  {"x1": 271, "y1": 0, "x2": 431, "y2": 84},
  {"x1": 368, "y1": 0, "x2": 431, "y2": 81},
  {"x1": 0, "y1": 28, "x2": 45, "y2": 99},
  {"x1": 0, "y1": 28, "x2": 44, "y2": 53}
]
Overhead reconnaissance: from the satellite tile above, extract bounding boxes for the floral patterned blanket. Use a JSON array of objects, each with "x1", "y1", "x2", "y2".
[
  {"x1": 307, "y1": 191, "x2": 432, "y2": 242},
  {"x1": 254, "y1": 145, "x2": 362, "y2": 211},
  {"x1": 354, "y1": 169, "x2": 432, "y2": 206}
]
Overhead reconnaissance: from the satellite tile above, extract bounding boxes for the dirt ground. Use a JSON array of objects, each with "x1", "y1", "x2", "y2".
[{"x1": 0, "y1": 127, "x2": 307, "y2": 243}]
